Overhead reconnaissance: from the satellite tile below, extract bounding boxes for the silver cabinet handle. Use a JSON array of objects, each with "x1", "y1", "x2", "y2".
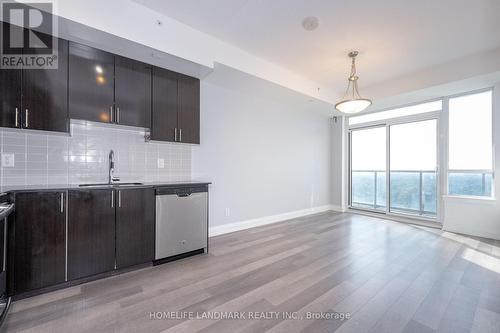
[
  {"x1": 111, "y1": 190, "x2": 114, "y2": 208},
  {"x1": 15, "y1": 107, "x2": 19, "y2": 127},
  {"x1": 118, "y1": 190, "x2": 121, "y2": 208},
  {"x1": 110, "y1": 106, "x2": 113, "y2": 123},
  {"x1": 174, "y1": 128, "x2": 178, "y2": 141},
  {"x1": 179, "y1": 128, "x2": 182, "y2": 142},
  {"x1": 65, "y1": 194, "x2": 68, "y2": 281},
  {"x1": 3, "y1": 215, "x2": 6, "y2": 271},
  {"x1": 25, "y1": 109, "x2": 29, "y2": 128},
  {"x1": 116, "y1": 107, "x2": 120, "y2": 123},
  {"x1": 60, "y1": 192, "x2": 64, "y2": 213}
]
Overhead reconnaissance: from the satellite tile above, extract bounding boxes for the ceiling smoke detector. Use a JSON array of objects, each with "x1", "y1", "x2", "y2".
[{"x1": 302, "y1": 16, "x2": 319, "y2": 31}]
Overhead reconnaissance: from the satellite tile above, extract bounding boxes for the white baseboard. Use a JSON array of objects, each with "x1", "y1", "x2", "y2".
[
  {"x1": 209, "y1": 205, "x2": 336, "y2": 237},
  {"x1": 330, "y1": 205, "x2": 347, "y2": 213}
]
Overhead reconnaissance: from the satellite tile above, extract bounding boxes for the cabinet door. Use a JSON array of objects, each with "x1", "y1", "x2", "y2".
[
  {"x1": 68, "y1": 189, "x2": 115, "y2": 280},
  {"x1": 22, "y1": 36, "x2": 69, "y2": 132},
  {"x1": 0, "y1": 22, "x2": 22, "y2": 129},
  {"x1": 178, "y1": 74, "x2": 200, "y2": 144},
  {"x1": 115, "y1": 56, "x2": 152, "y2": 128},
  {"x1": 13, "y1": 191, "x2": 66, "y2": 294},
  {"x1": 68, "y1": 42, "x2": 114, "y2": 123},
  {"x1": 151, "y1": 67, "x2": 178, "y2": 142},
  {"x1": 116, "y1": 188, "x2": 154, "y2": 268}
]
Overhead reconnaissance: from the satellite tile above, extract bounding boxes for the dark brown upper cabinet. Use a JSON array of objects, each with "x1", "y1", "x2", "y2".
[
  {"x1": 151, "y1": 68, "x2": 200, "y2": 144},
  {"x1": 68, "y1": 189, "x2": 115, "y2": 280},
  {"x1": 23, "y1": 36, "x2": 69, "y2": 132},
  {"x1": 69, "y1": 42, "x2": 153, "y2": 128},
  {"x1": 115, "y1": 188, "x2": 155, "y2": 269},
  {"x1": 0, "y1": 22, "x2": 22, "y2": 129},
  {"x1": 151, "y1": 66, "x2": 178, "y2": 142},
  {"x1": 12, "y1": 191, "x2": 66, "y2": 294},
  {"x1": 178, "y1": 74, "x2": 200, "y2": 144},
  {"x1": 0, "y1": 64, "x2": 22, "y2": 129},
  {"x1": 114, "y1": 56, "x2": 152, "y2": 128},
  {"x1": 68, "y1": 42, "x2": 115, "y2": 124},
  {"x1": 0, "y1": 24, "x2": 69, "y2": 133}
]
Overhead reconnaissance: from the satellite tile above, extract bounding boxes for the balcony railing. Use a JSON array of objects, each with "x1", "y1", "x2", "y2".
[
  {"x1": 351, "y1": 170, "x2": 437, "y2": 217},
  {"x1": 448, "y1": 171, "x2": 493, "y2": 197}
]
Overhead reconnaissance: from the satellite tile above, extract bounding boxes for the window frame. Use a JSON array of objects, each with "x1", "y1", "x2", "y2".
[
  {"x1": 347, "y1": 110, "x2": 441, "y2": 222},
  {"x1": 346, "y1": 86, "x2": 496, "y2": 224},
  {"x1": 348, "y1": 98, "x2": 443, "y2": 129}
]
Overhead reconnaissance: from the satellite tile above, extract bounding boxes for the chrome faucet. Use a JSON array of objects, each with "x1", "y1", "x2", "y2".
[{"x1": 108, "y1": 150, "x2": 120, "y2": 184}]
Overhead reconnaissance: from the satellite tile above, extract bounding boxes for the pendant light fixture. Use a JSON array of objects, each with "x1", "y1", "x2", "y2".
[{"x1": 335, "y1": 51, "x2": 372, "y2": 114}]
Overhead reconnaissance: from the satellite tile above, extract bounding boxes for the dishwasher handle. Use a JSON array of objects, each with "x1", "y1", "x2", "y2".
[
  {"x1": 177, "y1": 193, "x2": 191, "y2": 197},
  {"x1": 156, "y1": 185, "x2": 208, "y2": 196}
]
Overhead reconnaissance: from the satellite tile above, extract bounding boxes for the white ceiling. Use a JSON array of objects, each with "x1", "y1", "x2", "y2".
[{"x1": 133, "y1": 0, "x2": 500, "y2": 95}]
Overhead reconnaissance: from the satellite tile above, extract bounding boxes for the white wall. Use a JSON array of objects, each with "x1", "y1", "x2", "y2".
[
  {"x1": 330, "y1": 116, "x2": 345, "y2": 209},
  {"x1": 442, "y1": 83, "x2": 500, "y2": 240},
  {"x1": 192, "y1": 66, "x2": 332, "y2": 232}
]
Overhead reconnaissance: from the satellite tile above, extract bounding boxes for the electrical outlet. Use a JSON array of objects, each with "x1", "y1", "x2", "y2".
[
  {"x1": 225, "y1": 208, "x2": 230, "y2": 217},
  {"x1": 1, "y1": 153, "x2": 14, "y2": 167},
  {"x1": 157, "y1": 158, "x2": 165, "y2": 169}
]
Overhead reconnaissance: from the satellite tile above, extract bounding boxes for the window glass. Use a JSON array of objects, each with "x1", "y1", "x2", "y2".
[
  {"x1": 350, "y1": 127, "x2": 386, "y2": 211},
  {"x1": 448, "y1": 90, "x2": 493, "y2": 197},
  {"x1": 349, "y1": 100, "x2": 442, "y2": 125},
  {"x1": 389, "y1": 120, "x2": 437, "y2": 216},
  {"x1": 449, "y1": 91, "x2": 492, "y2": 170}
]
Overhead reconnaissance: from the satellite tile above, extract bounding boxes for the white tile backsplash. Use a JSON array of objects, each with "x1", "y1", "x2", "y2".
[{"x1": 0, "y1": 121, "x2": 192, "y2": 191}]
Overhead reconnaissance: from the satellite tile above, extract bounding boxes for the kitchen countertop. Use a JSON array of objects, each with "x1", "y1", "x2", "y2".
[{"x1": 1, "y1": 181, "x2": 211, "y2": 193}]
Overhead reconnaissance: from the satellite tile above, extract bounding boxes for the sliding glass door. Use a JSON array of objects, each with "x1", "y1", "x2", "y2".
[
  {"x1": 350, "y1": 127, "x2": 386, "y2": 212},
  {"x1": 389, "y1": 120, "x2": 437, "y2": 217},
  {"x1": 349, "y1": 119, "x2": 438, "y2": 218}
]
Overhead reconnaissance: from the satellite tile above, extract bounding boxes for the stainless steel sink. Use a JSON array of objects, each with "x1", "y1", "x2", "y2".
[
  {"x1": 78, "y1": 183, "x2": 112, "y2": 188},
  {"x1": 79, "y1": 182, "x2": 143, "y2": 187}
]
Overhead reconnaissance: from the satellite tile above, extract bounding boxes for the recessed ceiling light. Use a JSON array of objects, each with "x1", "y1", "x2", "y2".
[{"x1": 302, "y1": 16, "x2": 319, "y2": 31}]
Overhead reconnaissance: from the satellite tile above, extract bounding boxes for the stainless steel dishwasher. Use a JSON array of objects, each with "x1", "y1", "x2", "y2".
[{"x1": 155, "y1": 185, "x2": 208, "y2": 262}]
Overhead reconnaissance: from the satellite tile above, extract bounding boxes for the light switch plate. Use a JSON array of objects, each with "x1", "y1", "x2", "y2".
[
  {"x1": 1, "y1": 153, "x2": 14, "y2": 167},
  {"x1": 157, "y1": 158, "x2": 165, "y2": 169}
]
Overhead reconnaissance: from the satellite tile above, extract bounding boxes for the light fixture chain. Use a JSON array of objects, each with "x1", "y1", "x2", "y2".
[{"x1": 350, "y1": 56, "x2": 357, "y2": 78}]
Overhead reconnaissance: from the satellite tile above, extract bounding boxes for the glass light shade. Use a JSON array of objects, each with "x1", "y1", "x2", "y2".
[{"x1": 335, "y1": 98, "x2": 372, "y2": 114}]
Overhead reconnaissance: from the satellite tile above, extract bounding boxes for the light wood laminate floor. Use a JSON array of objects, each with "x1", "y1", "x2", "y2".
[{"x1": 5, "y1": 212, "x2": 500, "y2": 333}]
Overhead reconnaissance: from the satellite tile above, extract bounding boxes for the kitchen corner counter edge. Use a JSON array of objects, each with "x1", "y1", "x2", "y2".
[{"x1": 1, "y1": 181, "x2": 212, "y2": 193}]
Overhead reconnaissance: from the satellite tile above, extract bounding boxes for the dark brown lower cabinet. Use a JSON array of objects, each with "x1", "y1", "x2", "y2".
[
  {"x1": 116, "y1": 188, "x2": 155, "y2": 268},
  {"x1": 10, "y1": 187, "x2": 158, "y2": 296},
  {"x1": 68, "y1": 189, "x2": 115, "y2": 280},
  {"x1": 12, "y1": 191, "x2": 66, "y2": 294}
]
